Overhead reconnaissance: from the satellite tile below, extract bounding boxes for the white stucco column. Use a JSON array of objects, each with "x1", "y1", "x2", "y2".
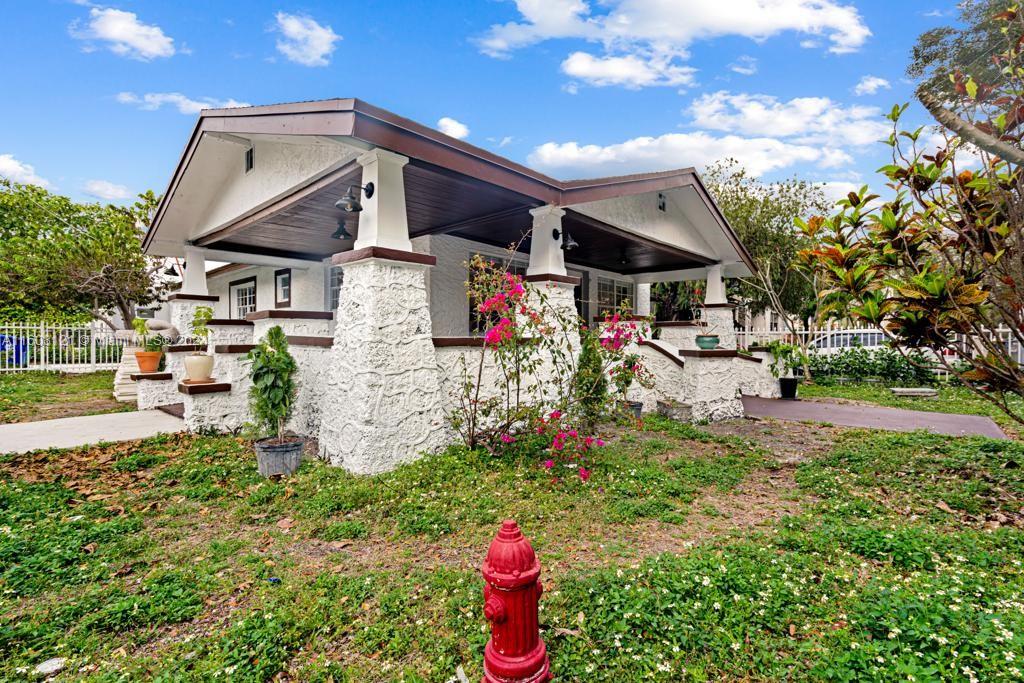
[
  {"x1": 181, "y1": 245, "x2": 208, "y2": 296},
  {"x1": 526, "y1": 206, "x2": 567, "y2": 277},
  {"x1": 634, "y1": 283, "x2": 652, "y2": 317},
  {"x1": 704, "y1": 264, "x2": 726, "y2": 305},
  {"x1": 352, "y1": 148, "x2": 411, "y2": 252}
]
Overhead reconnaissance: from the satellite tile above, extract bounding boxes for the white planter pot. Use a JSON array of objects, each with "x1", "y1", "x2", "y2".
[{"x1": 183, "y1": 353, "x2": 214, "y2": 382}]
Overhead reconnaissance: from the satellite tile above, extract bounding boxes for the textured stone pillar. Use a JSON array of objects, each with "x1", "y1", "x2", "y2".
[
  {"x1": 702, "y1": 304, "x2": 737, "y2": 350},
  {"x1": 634, "y1": 283, "x2": 651, "y2": 317},
  {"x1": 166, "y1": 294, "x2": 219, "y2": 342},
  {"x1": 319, "y1": 248, "x2": 446, "y2": 474}
]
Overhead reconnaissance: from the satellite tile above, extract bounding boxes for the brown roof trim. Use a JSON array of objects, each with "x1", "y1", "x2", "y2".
[
  {"x1": 332, "y1": 246, "x2": 437, "y2": 267},
  {"x1": 214, "y1": 344, "x2": 256, "y2": 353},
  {"x1": 131, "y1": 372, "x2": 173, "y2": 381},
  {"x1": 178, "y1": 382, "x2": 231, "y2": 395},
  {"x1": 205, "y1": 263, "x2": 249, "y2": 278},
  {"x1": 286, "y1": 335, "x2": 333, "y2": 347},
  {"x1": 638, "y1": 340, "x2": 686, "y2": 369},
  {"x1": 166, "y1": 293, "x2": 219, "y2": 302},
  {"x1": 524, "y1": 273, "x2": 581, "y2": 285},
  {"x1": 207, "y1": 318, "x2": 254, "y2": 326},
  {"x1": 247, "y1": 310, "x2": 333, "y2": 321},
  {"x1": 167, "y1": 344, "x2": 206, "y2": 353}
]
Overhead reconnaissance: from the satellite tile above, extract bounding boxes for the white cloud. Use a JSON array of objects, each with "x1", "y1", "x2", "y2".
[
  {"x1": 729, "y1": 55, "x2": 758, "y2": 76},
  {"x1": 561, "y1": 51, "x2": 696, "y2": 88},
  {"x1": 117, "y1": 91, "x2": 250, "y2": 115},
  {"x1": 84, "y1": 179, "x2": 130, "y2": 200},
  {"x1": 273, "y1": 12, "x2": 340, "y2": 67},
  {"x1": 689, "y1": 91, "x2": 890, "y2": 147},
  {"x1": 528, "y1": 131, "x2": 837, "y2": 178},
  {"x1": 0, "y1": 154, "x2": 50, "y2": 188},
  {"x1": 70, "y1": 7, "x2": 175, "y2": 61},
  {"x1": 853, "y1": 75, "x2": 891, "y2": 96},
  {"x1": 478, "y1": 0, "x2": 870, "y2": 88},
  {"x1": 817, "y1": 180, "x2": 861, "y2": 203},
  {"x1": 437, "y1": 117, "x2": 470, "y2": 140}
]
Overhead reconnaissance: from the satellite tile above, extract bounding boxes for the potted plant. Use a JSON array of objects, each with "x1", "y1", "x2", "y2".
[
  {"x1": 767, "y1": 340, "x2": 802, "y2": 400},
  {"x1": 247, "y1": 325, "x2": 303, "y2": 477},
  {"x1": 183, "y1": 306, "x2": 215, "y2": 383},
  {"x1": 132, "y1": 318, "x2": 166, "y2": 373},
  {"x1": 695, "y1": 333, "x2": 720, "y2": 350},
  {"x1": 612, "y1": 352, "x2": 647, "y2": 418}
]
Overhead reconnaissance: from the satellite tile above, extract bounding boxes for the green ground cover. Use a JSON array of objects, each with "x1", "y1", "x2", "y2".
[
  {"x1": 0, "y1": 371, "x2": 132, "y2": 424},
  {"x1": 0, "y1": 416, "x2": 1021, "y2": 680}
]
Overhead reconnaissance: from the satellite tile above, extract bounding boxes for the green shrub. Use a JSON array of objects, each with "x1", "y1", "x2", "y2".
[{"x1": 319, "y1": 520, "x2": 368, "y2": 541}]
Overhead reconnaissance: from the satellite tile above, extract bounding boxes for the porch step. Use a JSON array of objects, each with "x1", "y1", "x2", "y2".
[{"x1": 112, "y1": 347, "x2": 141, "y2": 402}]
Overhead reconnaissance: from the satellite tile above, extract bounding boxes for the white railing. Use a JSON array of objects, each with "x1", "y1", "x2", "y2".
[{"x1": 0, "y1": 322, "x2": 133, "y2": 373}]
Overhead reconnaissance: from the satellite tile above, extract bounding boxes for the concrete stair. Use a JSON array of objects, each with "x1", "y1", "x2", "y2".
[{"x1": 113, "y1": 347, "x2": 142, "y2": 402}]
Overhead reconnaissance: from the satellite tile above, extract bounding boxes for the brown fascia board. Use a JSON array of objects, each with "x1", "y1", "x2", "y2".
[{"x1": 145, "y1": 98, "x2": 752, "y2": 274}]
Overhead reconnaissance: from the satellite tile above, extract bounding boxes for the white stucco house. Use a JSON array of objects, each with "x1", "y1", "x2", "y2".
[{"x1": 136, "y1": 98, "x2": 777, "y2": 473}]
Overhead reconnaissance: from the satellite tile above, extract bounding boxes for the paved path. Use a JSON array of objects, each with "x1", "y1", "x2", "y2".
[
  {"x1": 0, "y1": 410, "x2": 185, "y2": 454},
  {"x1": 741, "y1": 396, "x2": 1007, "y2": 440}
]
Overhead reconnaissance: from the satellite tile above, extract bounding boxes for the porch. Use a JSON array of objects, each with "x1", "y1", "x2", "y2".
[{"x1": 142, "y1": 98, "x2": 772, "y2": 472}]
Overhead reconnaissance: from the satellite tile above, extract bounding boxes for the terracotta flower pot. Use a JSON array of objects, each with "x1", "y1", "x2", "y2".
[
  {"x1": 184, "y1": 353, "x2": 214, "y2": 383},
  {"x1": 135, "y1": 350, "x2": 163, "y2": 373}
]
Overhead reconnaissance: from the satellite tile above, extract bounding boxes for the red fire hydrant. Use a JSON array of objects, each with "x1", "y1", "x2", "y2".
[{"x1": 481, "y1": 519, "x2": 552, "y2": 683}]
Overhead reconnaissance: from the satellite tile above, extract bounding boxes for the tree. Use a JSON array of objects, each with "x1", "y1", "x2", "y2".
[
  {"x1": 802, "y1": 5, "x2": 1024, "y2": 425},
  {"x1": 703, "y1": 160, "x2": 831, "y2": 377},
  {"x1": 0, "y1": 181, "x2": 163, "y2": 328}
]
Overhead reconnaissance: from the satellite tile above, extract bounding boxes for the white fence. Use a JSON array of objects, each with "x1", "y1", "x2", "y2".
[{"x1": 0, "y1": 322, "x2": 132, "y2": 373}]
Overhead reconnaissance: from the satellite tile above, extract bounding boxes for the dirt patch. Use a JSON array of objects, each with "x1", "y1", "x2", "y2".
[{"x1": 705, "y1": 417, "x2": 847, "y2": 464}]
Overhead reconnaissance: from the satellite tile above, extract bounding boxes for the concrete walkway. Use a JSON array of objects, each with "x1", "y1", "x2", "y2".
[
  {"x1": 0, "y1": 410, "x2": 185, "y2": 454},
  {"x1": 741, "y1": 396, "x2": 1007, "y2": 439}
]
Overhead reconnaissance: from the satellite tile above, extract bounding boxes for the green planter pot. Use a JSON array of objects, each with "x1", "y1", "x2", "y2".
[{"x1": 695, "y1": 334, "x2": 720, "y2": 350}]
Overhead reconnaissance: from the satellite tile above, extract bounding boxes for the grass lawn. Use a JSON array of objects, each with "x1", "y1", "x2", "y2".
[
  {"x1": 0, "y1": 371, "x2": 133, "y2": 424},
  {"x1": 1, "y1": 417, "x2": 1022, "y2": 681},
  {"x1": 800, "y1": 381, "x2": 1024, "y2": 435}
]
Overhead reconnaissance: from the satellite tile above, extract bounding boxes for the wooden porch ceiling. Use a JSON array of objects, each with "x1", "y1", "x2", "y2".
[{"x1": 197, "y1": 159, "x2": 714, "y2": 275}]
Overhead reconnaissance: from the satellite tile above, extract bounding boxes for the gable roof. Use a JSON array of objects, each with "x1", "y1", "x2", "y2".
[{"x1": 145, "y1": 98, "x2": 755, "y2": 274}]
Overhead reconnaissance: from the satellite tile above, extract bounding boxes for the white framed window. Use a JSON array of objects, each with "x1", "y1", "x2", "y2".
[
  {"x1": 596, "y1": 277, "x2": 634, "y2": 317},
  {"x1": 275, "y1": 269, "x2": 291, "y2": 308},
  {"x1": 328, "y1": 266, "x2": 344, "y2": 311},
  {"x1": 230, "y1": 276, "x2": 257, "y2": 319}
]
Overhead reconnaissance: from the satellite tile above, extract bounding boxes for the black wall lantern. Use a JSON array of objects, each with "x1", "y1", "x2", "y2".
[
  {"x1": 552, "y1": 228, "x2": 579, "y2": 251},
  {"x1": 335, "y1": 182, "x2": 375, "y2": 214}
]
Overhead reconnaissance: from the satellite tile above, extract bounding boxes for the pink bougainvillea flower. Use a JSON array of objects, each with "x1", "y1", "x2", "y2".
[
  {"x1": 596, "y1": 438, "x2": 605, "y2": 447},
  {"x1": 549, "y1": 410, "x2": 562, "y2": 420},
  {"x1": 500, "y1": 433, "x2": 515, "y2": 444},
  {"x1": 543, "y1": 459, "x2": 554, "y2": 469},
  {"x1": 579, "y1": 467, "x2": 591, "y2": 482}
]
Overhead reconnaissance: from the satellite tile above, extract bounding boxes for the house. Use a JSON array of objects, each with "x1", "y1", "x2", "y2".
[{"x1": 138, "y1": 98, "x2": 777, "y2": 473}]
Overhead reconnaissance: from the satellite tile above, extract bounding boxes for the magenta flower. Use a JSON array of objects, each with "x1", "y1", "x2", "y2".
[{"x1": 543, "y1": 459, "x2": 554, "y2": 469}]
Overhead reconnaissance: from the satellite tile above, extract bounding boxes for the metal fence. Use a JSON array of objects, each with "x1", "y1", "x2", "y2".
[{"x1": 0, "y1": 322, "x2": 132, "y2": 373}]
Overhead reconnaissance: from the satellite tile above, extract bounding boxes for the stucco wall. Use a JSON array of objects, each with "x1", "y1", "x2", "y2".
[
  {"x1": 195, "y1": 140, "x2": 351, "y2": 237},
  {"x1": 206, "y1": 263, "x2": 328, "y2": 319}
]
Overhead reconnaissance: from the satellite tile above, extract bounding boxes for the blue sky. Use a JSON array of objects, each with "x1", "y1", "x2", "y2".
[{"x1": 0, "y1": 0, "x2": 958, "y2": 205}]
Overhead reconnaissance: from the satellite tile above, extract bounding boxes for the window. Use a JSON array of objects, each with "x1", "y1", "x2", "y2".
[
  {"x1": 275, "y1": 269, "x2": 291, "y2": 308},
  {"x1": 229, "y1": 276, "x2": 257, "y2": 319},
  {"x1": 657, "y1": 192, "x2": 666, "y2": 212},
  {"x1": 244, "y1": 146, "x2": 255, "y2": 174},
  {"x1": 469, "y1": 256, "x2": 527, "y2": 333},
  {"x1": 596, "y1": 277, "x2": 634, "y2": 317},
  {"x1": 328, "y1": 266, "x2": 344, "y2": 311}
]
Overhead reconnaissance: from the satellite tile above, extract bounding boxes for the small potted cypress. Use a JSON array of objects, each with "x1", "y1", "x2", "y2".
[
  {"x1": 247, "y1": 326, "x2": 303, "y2": 477},
  {"x1": 183, "y1": 306, "x2": 215, "y2": 383}
]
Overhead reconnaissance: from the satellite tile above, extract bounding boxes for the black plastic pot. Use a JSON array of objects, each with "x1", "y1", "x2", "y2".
[
  {"x1": 779, "y1": 377, "x2": 799, "y2": 400},
  {"x1": 255, "y1": 437, "x2": 304, "y2": 477}
]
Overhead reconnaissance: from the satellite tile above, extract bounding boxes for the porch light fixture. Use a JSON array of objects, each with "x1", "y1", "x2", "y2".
[
  {"x1": 552, "y1": 228, "x2": 579, "y2": 251},
  {"x1": 163, "y1": 264, "x2": 179, "y2": 277},
  {"x1": 335, "y1": 182, "x2": 375, "y2": 213},
  {"x1": 331, "y1": 220, "x2": 353, "y2": 241}
]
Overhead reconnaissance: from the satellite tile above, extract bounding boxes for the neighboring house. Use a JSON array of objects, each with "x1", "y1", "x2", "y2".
[{"x1": 138, "y1": 98, "x2": 777, "y2": 473}]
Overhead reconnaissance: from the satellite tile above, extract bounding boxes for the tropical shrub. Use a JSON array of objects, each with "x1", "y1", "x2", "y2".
[
  {"x1": 246, "y1": 326, "x2": 298, "y2": 442},
  {"x1": 808, "y1": 346, "x2": 936, "y2": 384}
]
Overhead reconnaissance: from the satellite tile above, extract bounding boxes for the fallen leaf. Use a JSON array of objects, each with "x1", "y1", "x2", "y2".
[
  {"x1": 82, "y1": 543, "x2": 98, "y2": 554},
  {"x1": 276, "y1": 517, "x2": 295, "y2": 530},
  {"x1": 936, "y1": 501, "x2": 955, "y2": 514}
]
